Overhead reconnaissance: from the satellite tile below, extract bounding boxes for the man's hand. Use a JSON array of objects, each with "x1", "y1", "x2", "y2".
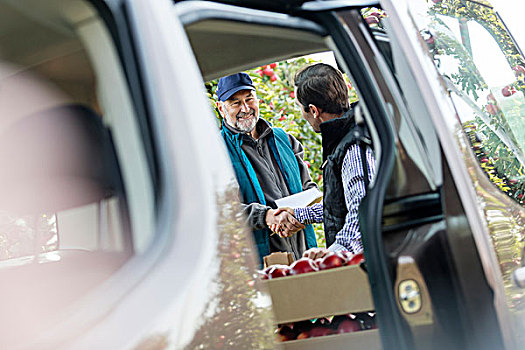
[
  {"x1": 302, "y1": 247, "x2": 330, "y2": 260},
  {"x1": 266, "y1": 208, "x2": 305, "y2": 238}
]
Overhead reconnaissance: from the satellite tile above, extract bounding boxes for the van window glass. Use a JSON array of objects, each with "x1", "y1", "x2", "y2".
[
  {"x1": 410, "y1": 0, "x2": 525, "y2": 205},
  {"x1": 407, "y1": 0, "x2": 525, "y2": 311},
  {"x1": 0, "y1": 0, "x2": 154, "y2": 345}
]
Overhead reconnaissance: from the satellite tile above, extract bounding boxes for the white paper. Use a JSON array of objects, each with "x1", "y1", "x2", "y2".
[{"x1": 275, "y1": 187, "x2": 323, "y2": 208}]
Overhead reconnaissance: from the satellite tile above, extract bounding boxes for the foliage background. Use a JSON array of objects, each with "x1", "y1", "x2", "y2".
[{"x1": 205, "y1": 57, "x2": 359, "y2": 248}]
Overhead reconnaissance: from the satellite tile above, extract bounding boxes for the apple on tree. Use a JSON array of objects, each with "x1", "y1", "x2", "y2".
[
  {"x1": 365, "y1": 16, "x2": 379, "y2": 25},
  {"x1": 502, "y1": 85, "x2": 516, "y2": 97},
  {"x1": 486, "y1": 103, "x2": 500, "y2": 115}
]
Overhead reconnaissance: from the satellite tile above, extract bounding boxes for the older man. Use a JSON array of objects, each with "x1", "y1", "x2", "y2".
[{"x1": 217, "y1": 72, "x2": 318, "y2": 264}]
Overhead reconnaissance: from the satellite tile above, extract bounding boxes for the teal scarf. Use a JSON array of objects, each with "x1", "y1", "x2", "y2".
[{"x1": 221, "y1": 122, "x2": 317, "y2": 265}]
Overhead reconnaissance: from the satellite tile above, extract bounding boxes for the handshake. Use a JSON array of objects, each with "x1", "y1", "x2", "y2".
[{"x1": 265, "y1": 207, "x2": 304, "y2": 238}]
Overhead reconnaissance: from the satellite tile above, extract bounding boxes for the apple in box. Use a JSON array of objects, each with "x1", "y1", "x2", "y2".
[
  {"x1": 259, "y1": 264, "x2": 290, "y2": 280},
  {"x1": 295, "y1": 326, "x2": 334, "y2": 339},
  {"x1": 275, "y1": 325, "x2": 296, "y2": 342},
  {"x1": 318, "y1": 253, "x2": 345, "y2": 270},
  {"x1": 336, "y1": 251, "x2": 353, "y2": 264},
  {"x1": 259, "y1": 266, "x2": 273, "y2": 280},
  {"x1": 289, "y1": 258, "x2": 318, "y2": 275},
  {"x1": 337, "y1": 319, "x2": 361, "y2": 334},
  {"x1": 309, "y1": 326, "x2": 335, "y2": 338},
  {"x1": 268, "y1": 265, "x2": 290, "y2": 279},
  {"x1": 348, "y1": 252, "x2": 365, "y2": 266}
]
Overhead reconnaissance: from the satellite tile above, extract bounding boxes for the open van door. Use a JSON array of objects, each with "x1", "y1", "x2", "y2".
[
  {"x1": 297, "y1": 0, "x2": 525, "y2": 349},
  {"x1": 294, "y1": 1, "x2": 512, "y2": 349}
]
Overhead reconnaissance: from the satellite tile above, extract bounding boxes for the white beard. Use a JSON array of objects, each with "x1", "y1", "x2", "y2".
[
  {"x1": 225, "y1": 108, "x2": 258, "y2": 133},
  {"x1": 235, "y1": 114, "x2": 258, "y2": 133}
]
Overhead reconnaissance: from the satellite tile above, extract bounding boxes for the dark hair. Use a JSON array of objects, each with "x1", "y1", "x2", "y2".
[{"x1": 293, "y1": 63, "x2": 349, "y2": 115}]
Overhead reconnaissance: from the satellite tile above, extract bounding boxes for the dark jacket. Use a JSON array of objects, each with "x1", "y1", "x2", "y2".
[
  {"x1": 320, "y1": 109, "x2": 370, "y2": 247},
  {"x1": 221, "y1": 118, "x2": 317, "y2": 262}
]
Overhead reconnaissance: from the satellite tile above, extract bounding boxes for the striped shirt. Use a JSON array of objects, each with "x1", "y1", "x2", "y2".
[{"x1": 294, "y1": 144, "x2": 375, "y2": 253}]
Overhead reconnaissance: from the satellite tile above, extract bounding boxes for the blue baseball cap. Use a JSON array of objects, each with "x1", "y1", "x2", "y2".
[{"x1": 217, "y1": 73, "x2": 255, "y2": 101}]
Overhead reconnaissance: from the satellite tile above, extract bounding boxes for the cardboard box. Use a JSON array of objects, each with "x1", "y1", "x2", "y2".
[
  {"x1": 264, "y1": 264, "x2": 374, "y2": 324},
  {"x1": 281, "y1": 329, "x2": 381, "y2": 350},
  {"x1": 264, "y1": 252, "x2": 294, "y2": 268}
]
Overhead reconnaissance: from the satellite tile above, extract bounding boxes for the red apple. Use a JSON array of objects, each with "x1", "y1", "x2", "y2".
[
  {"x1": 336, "y1": 251, "x2": 354, "y2": 265},
  {"x1": 259, "y1": 266, "x2": 274, "y2": 280},
  {"x1": 309, "y1": 326, "x2": 335, "y2": 338},
  {"x1": 296, "y1": 332, "x2": 309, "y2": 340},
  {"x1": 276, "y1": 334, "x2": 290, "y2": 342},
  {"x1": 337, "y1": 319, "x2": 361, "y2": 334},
  {"x1": 263, "y1": 67, "x2": 274, "y2": 76},
  {"x1": 292, "y1": 320, "x2": 314, "y2": 333},
  {"x1": 270, "y1": 74, "x2": 277, "y2": 82},
  {"x1": 365, "y1": 16, "x2": 379, "y2": 25},
  {"x1": 502, "y1": 86, "x2": 515, "y2": 97},
  {"x1": 289, "y1": 258, "x2": 318, "y2": 275},
  {"x1": 486, "y1": 104, "x2": 499, "y2": 115},
  {"x1": 276, "y1": 325, "x2": 296, "y2": 341},
  {"x1": 268, "y1": 265, "x2": 290, "y2": 279},
  {"x1": 513, "y1": 65, "x2": 525, "y2": 76},
  {"x1": 348, "y1": 253, "x2": 365, "y2": 265},
  {"x1": 269, "y1": 62, "x2": 277, "y2": 68},
  {"x1": 318, "y1": 253, "x2": 344, "y2": 270}
]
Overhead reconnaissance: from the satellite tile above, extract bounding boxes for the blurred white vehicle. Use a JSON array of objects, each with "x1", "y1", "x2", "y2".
[{"x1": 1, "y1": 0, "x2": 524, "y2": 349}]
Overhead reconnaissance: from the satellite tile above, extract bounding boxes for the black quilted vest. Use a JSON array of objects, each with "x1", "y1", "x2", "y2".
[{"x1": 320, "y1": 109, "x2": 370, "y2": 247}]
